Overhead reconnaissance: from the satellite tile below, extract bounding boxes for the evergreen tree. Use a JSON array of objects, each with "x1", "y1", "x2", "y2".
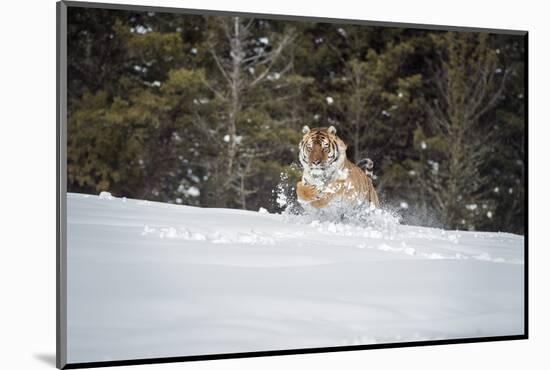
[{"x1": 410, "y1": 32, "x2": 513, "y2": 230}]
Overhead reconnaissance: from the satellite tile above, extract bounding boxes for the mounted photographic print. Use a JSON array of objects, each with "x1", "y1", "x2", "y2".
[{"x1": 56, "y1": 1, "x2": 527, "y2": 368}]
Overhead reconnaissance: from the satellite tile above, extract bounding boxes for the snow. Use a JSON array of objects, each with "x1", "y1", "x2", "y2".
[
  {"x1": 427, "y1": 160, "x2": 439, "y2": 173},
  {"x1": 172, "y1": 132, "x2": 182, "y2": 142},
  {"x1": 337, "y1": 28, "x2": 347, "y2": 38},
  {"x1": 267, "y1": 72, "x2": 281, "y2": 81},
  {"x1": 183, "y1": 186, "x2": 200, "y2": 197},
  {"x1": 67, "y1": 193, "x2": 524, "y2": 363},
  {"x1": 223, "y1": 134, "x2": 242, "y2": 144},
  {"x1": 98, "y1": 191, "x2": 113, "y2": 200},
  {"x1": 132, "y1": 25, "x2": 152, "y2": 34},
  {"x1": 198, "y1": 98, "x2": 209, "y2": 104}
]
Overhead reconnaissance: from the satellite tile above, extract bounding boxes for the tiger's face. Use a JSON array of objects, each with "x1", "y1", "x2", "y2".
[{"x1": 299, "y1": 125, "x2": 346, "y2": 175}]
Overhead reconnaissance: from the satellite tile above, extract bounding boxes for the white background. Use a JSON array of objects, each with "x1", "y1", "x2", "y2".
[{"x1": 0, "y1": 0, "x2": 547, "y2": 369}]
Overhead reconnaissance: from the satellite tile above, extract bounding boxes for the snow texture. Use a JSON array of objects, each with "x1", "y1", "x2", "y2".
[{"x1": 67, "y1": 192, "x2": 524, "y2": 363}]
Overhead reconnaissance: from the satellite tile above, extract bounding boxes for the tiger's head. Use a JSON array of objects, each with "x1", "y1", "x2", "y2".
[{"x1": 299, "y1": 125, "x2": 347, "y2": 176}]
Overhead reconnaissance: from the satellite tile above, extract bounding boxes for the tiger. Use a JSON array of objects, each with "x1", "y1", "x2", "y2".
[{"x1": 296, "y1": 125, "x2": 380, "y2": 210}]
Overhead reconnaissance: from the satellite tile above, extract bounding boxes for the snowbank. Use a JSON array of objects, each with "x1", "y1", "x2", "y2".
[{"x1": 67, "y1": 193, "x2": 524, "y2": 363}]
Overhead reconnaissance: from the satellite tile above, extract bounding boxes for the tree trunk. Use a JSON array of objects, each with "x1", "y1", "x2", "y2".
[{"x1": 222, "y1": 17, "x2": 244, "y2": 206}]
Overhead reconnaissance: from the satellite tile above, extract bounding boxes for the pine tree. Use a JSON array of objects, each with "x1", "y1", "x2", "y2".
[{"x1": 413, "y1": 32, "x2": 512, "y2": 230}]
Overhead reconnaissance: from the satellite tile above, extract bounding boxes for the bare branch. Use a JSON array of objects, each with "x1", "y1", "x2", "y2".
[
  {"x1": 210, "y1": 50, "x2": 232, "y2": 85},
  {"x1": 250, "y1": 33, "x2": 295, "y2": 87},
  {"x1": 471, "y1": 68, "x2": 511, "y2": 122},
  {"x1": 242, "y1": 18, "x2": 255, "y2": 34},
  {"x1": 200, "y1": 75, "x2": 227, "y2": 101}
]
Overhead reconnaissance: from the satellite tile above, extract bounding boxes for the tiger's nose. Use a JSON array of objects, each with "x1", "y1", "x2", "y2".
[{"x1": 312, "y1": 160, "x2": 322, "y2": 166}]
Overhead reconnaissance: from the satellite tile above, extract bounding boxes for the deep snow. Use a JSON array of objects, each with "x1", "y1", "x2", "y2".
[{"x1": 67, "y1": 192, "x2": 524, "y2": 363}]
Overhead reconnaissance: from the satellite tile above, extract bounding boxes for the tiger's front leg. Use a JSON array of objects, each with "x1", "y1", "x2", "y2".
[
  {"x1": 297, "y1": 180, "x2": 343, "y2": 209},
  {"x1": 296, "y1": 181, "x2": 319, "y2": 204},
  {"x1": 309, "y1": 181, "x2": 342, "y2": 209}
]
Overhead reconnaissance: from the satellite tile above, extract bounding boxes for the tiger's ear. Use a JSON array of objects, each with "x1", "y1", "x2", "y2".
[
  {"x1": 328, "y1": 125, "x2": 337, "y2": 134},
  {"x1": 302, "y1": 125, "x2": 311, "y2": 134}
]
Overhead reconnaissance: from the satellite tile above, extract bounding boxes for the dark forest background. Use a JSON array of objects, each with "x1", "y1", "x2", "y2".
[{"x1": 66, "y1": 7, "x2": 526, "y2": 234}]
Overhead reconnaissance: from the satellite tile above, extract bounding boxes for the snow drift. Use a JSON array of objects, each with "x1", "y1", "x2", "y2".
[{"x1": 67, "y1": 192, "x2": 524, "y2": 363}]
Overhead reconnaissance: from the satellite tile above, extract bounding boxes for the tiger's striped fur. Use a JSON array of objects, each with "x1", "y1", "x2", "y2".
[{"x1": 296, "y1": 125, "x2": 380, "y2": 210}]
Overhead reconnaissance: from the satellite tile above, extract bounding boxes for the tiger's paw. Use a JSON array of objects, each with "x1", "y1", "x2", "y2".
[{"x1": 296, "y1": 181, "x2": 320, "y2": 203}]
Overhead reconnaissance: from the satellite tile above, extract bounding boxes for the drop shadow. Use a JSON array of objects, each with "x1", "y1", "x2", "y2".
[{"x1": 34, "y1": 353, "x2": 56, "y2": 367}]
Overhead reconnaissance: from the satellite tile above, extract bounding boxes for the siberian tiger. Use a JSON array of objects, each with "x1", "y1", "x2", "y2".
[{"x1": 296, "y1": 125, "x2": 380, "y2": 210}]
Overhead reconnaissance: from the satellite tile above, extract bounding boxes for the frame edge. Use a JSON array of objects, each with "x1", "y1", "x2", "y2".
[
  {"x1": 57, "y1": 1, "x2": 68, "y2": 369},
  {"x1": 62, "y1": 0, "x2": 527, "y2": 35}
]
